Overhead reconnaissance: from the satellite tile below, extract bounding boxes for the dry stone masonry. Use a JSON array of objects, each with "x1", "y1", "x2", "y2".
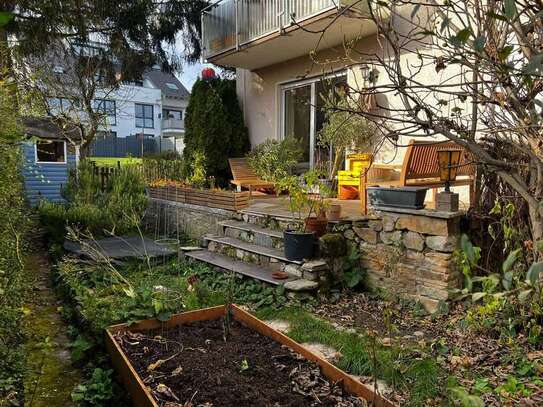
[
  {"x1": 147, "y1": 197, "x2": 463, "y2": 313},
  {"x1": 335, "y1": 207, "x2": 463, "y2": 312}
]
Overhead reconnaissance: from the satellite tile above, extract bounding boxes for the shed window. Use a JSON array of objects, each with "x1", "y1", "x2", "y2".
[{"x1": 36, "y1": 140, "x2": 66, "y2": 163}]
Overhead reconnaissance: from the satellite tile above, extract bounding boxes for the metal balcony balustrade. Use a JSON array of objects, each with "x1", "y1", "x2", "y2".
[
  {"x1": 162, "y1": 118, "x2": 184, "y2": 130},
  {"x1": 202, "y1": 0, "x2": 338, "y2": 59}
]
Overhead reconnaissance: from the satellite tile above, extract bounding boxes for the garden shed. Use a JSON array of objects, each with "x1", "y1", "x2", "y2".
[{"x1": 21, "y1": 117, "x2": 80, "y2": 206}]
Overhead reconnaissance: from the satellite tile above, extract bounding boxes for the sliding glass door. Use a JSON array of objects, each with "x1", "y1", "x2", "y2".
[{"x1": 281, "y1": 73, "x2": 347, "y2": 171}]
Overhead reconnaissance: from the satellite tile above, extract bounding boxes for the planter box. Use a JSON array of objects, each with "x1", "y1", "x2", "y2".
[
  {"x1": 148, "y1": 186, "x2": 249, "y2": 211},
  {"x1": 148, "y1": 186, "x2": 168, "y2": 200},
  {"x1": 106, "y1": 305, "x2": 394, "y2": 407},
  {"x1": 367, "y1": 186, "x2": 428, "y2": 210}
]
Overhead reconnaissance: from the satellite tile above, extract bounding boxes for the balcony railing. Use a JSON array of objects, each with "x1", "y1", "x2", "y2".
[
  {"x1": 202, "y1": 0, "x2": 338, "y2": 59},
  {"x1": 162, "y1": 118, "x2": 184, "y2": 131}
]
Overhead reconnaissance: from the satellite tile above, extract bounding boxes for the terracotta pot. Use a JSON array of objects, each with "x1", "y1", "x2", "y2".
[
  {"x1": 305, "y1": 216, "x2": 328, "y2": 238},
  {"x1": 327, "y1": 204, "x2": 342, "y2": 221}
]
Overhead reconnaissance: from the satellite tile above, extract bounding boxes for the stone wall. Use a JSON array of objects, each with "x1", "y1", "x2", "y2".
[
  {"x1": 334, "y1": 207, "x2": 463, "y2": 312},
  {"x1": 145, "y1": 199, "x2": 235, "y2": 241}
]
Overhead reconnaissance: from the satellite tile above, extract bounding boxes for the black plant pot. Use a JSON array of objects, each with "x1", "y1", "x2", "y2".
[
  {"x1": 283, "y1": 230, "x2": 315, "y2": 262},
  {"x1": 367, "y1": 186, "x2": 428, "y2": 210}
]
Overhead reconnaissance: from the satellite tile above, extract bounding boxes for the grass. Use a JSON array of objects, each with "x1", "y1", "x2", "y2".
[
  {"x1": 256, "y1": 307, "x2": 445, "y2": 406},
  {"x1": 88, "y1": 157, "x2": 142, "y2": 167},
  {"x1": 56, "y1": 256, "x2": 446, "y2": 406}
]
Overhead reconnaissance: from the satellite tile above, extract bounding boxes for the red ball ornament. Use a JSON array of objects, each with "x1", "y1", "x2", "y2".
[{"x1": 201, "y1": 67, "x2": 216, "y2": 81}]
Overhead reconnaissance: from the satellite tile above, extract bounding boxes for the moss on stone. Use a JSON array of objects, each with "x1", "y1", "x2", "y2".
[{"x1": 320, "y1": 233, "x2": 348, "y2": 258}]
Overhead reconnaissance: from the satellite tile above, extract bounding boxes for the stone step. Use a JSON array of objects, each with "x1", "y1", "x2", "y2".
[
  {"x1": 220, "y1": 219, "x2": 284, "y2": 238},
  {"x1": 185, "y1": 250, "x2": 299, "y2": 286},
  {"x1": 219, "y1": 220, "x2": 284, "y2": 249},
  {"x1": 204, "y1": 235, "x2": 304, "y2": 266},
  {"x1": 238, "y1": 210, "x2": 300, "y2": 232}
]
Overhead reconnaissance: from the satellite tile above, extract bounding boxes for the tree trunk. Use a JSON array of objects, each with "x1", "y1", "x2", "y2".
[{"x1": 529, "y1": 203, "x2": 543, "y2": 261}]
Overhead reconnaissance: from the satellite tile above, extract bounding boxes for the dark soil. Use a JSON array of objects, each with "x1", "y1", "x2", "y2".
[{"x1": 115, "y1": 318, "x2": 367, "y2": 407}]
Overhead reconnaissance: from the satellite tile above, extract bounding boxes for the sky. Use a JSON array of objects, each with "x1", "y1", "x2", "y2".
[
  {"x1": 177, "y1": 61, "x2": 204, "y2": 91},
  {"x1": 172, "y1": 33, "x2": 214, "y2": 92}
]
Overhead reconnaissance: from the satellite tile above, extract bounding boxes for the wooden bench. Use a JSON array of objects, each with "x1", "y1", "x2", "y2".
[
  {"x1": 228, "y1": 158, "x2": 275, "y2": 198},
  {"x1": 360, "y1": 140, "x2": 476, "y2": 213}
]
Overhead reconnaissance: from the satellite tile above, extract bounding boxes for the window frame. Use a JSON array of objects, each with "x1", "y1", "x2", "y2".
[
  {"x1": 279, "y1": 70, "x2": 348, "y2": 169},
  {"x1": 94, "y1": 99, "x2": 117, "y2": 125},
  {"x1": 34, "y1": 139, "x2": 67, "y2": 165},
  {"x1": 135, "y1": 103, "x2": 154, "y2": 129}
]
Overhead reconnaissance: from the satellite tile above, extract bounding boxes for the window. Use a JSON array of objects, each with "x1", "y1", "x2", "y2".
[
  {"x1": 165, "y1": 82, "x2": 179, "y2": 90},
  {"x1": 162, "y1": 109, "x2": 183, "y2": 120},
  {"x1": 35, "y1": 140, "x2": 66, "y2": 164},
  {"x1": 47, "y1": 97, "x2": 74, "y2": 115},
  {"x1": 281, "y1": 72, "x2": 348, "y2": 170},
  {"x1": 123, "y1": 80, "x2": 144, "y2": 87},
  {"x1": 135, "y1": 103, "x2": 154, "y2": 128},
  {"x1": 93, "y1": 99, "x2": 116, "y2": 125}
]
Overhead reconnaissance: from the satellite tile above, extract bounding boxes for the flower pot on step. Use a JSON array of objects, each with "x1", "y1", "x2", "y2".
[
  {"x1": 304, "y1": 217, "x2": 328, "y2": 238},
  {"x1": 283, "y1": 230, "x2": 315, "y2": 261}
]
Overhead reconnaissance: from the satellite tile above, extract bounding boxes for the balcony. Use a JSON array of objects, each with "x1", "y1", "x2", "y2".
[
  {"x1": 161, "y1": 118, "x2": 185, "y2": 134},
  {"x1": 202, "y1": 0, "x2": 383, "y2": 70}
]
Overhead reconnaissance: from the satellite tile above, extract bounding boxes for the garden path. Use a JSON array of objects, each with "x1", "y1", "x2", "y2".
[{"x1": 23, "y1": 242, "x2": 82, "y2": 406}]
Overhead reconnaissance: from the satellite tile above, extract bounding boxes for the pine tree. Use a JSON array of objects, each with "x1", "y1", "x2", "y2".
[{"x1": 183, "y1": 78, "x2": 250, "y2": 187}]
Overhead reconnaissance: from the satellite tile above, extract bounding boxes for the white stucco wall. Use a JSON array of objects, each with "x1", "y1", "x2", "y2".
[
  {"x1": 96, "y1": 83, "x2": 163, "y2": 138},
  {"x1": 234, "y1": 4, "x2": 471, "y2": 204}
]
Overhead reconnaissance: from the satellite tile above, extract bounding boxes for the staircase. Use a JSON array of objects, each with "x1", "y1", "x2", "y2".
[{"x1": 185, "y1": 217, "x2": 327, "y2": 293}]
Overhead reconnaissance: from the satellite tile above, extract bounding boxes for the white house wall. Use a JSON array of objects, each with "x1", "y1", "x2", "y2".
[
  {"x1": 95, "y1": 85, "x2": 163, "y2": 138},
  {"x1": 235, "y1": 3, "x2": 470, "y2": 203}
]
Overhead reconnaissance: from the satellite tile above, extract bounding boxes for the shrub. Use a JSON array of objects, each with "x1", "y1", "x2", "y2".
[
  {"x1": 103, "y1": 165, "x2": 147, "y2": 234},
  {"x1": 40, "y1": 161, "x2": 148, "y2": 240},
  {"x1": 246, "y1": 138, "x2": 303, "y2": 182},
  {"x1": 0, "y1": 144, "x2": 30, "y2": 404},
  {"x1": 183, "y1": 78, "x2": 250, "y2": 186},
  {"x1": 142, "y1": 156, "x2": 184, "y2": 182}
]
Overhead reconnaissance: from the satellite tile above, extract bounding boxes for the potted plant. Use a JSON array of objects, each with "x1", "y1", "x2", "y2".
[
  {"x1": 276, "y1": 170, "x2": 332, "y2": 260},
  {"x1": 316, "y1": 90, "x2": 381, "y2": 191},
  {"x1": 247, "y1": 139, "x2": 327, "y2": 260}
]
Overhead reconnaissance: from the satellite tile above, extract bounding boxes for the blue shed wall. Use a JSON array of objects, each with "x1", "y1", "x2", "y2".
[{"x1": 22, "y1": 142, "x2": 76, "y2": 206}]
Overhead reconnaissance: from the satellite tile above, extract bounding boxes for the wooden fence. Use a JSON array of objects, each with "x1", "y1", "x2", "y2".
[{"x1": 89, "y1": 159, "x2": 184, "y2": 190}]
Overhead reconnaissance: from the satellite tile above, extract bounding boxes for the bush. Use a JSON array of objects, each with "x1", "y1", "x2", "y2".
[
  {"x1": 183, "y1": 78, "x2": 250, "y2": 186},
  {"x1": 0, "y1": 144, "x2": 30, "y2": 404},
  {"x1": 142, "y1": 156, "x2": 184, "y2": 182},
  {"x1": 39, "y1": 161, "x2": 148, "y2": 241}
]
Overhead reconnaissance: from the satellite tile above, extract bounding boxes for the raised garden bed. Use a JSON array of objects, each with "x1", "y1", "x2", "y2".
[
  {"x1": 148, "y1": 186, "x2": 250, "y2": 211},
  {"x1": 106, "y1": 305, "x2": 394, "y2": 407}
]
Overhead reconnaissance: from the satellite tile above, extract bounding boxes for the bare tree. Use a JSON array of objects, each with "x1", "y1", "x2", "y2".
[
  {"x1": 308, "y1": 0, "x2": 543, "y2": 257},
  {"x1": 16, "y1": 41, "x2": 134, "y2": 155}
]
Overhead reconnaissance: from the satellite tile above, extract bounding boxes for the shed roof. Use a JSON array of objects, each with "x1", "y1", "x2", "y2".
[{"x1": 21, "y1": 117, "x2": 82, "y2": 141}]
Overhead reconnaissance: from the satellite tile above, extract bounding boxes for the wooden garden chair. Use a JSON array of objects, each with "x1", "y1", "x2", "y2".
[
  {"x1": 228, "y1": 158, "x2": 275, "y2": 198},
  {"x1": 360, "y1": 140, "x2": 476, "y2": 214}
]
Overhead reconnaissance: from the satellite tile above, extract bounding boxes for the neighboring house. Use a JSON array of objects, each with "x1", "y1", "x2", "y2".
[
  {"x1": 86, "y1": 67, "x2": 190, "y2": 157},
  {"x1": 21, "y1": 117, "x2": 79, "y2": 205}
]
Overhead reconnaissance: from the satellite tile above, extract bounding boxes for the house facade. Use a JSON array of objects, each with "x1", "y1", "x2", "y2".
[
  {"x1": 201, "y1": 1, "x2": 470, "y2": 204},
  {"x1": 86, "y1": 68, "x2": 190, "y2": 157}
]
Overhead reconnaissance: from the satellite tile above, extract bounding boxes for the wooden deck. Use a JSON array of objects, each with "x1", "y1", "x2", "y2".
[{"x1": 243, "y1": 197, "x2": 367, "y2": 221}]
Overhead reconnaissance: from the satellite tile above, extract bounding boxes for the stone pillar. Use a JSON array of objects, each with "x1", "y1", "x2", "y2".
[{"x1": 340, "y1": 208, "x2": 463, "y2": 313}]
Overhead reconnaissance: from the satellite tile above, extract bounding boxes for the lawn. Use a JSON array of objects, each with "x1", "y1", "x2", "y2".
[{"x1": 88, "y1": 157, "x2": 143, "y2": 167}]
